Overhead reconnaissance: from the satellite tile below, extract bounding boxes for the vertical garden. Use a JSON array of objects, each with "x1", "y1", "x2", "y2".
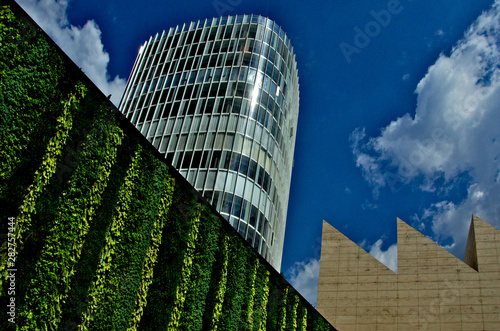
[{"x1": 0, "y1": 2, "x2": 335, "y2": 330}]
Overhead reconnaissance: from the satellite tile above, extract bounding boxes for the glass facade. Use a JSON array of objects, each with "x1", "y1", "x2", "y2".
[{"x1": 119, "y1": 14, "x2": 299, "y2": 271}]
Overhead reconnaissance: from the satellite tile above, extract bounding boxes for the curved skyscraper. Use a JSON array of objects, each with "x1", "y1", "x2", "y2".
[{"x1": 119, "y1": 14, "x2": 299, "y2": 271}]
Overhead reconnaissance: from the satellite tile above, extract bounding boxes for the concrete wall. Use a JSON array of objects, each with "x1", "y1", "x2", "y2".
[{"x1": 317, "y1": 216, "x2": 500, "y2": 330}]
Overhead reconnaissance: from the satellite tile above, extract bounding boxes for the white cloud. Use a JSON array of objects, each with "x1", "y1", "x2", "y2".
[
  {"x1": 287, "y1": 258, "x2": 320, "y2": 307},
  {"x1": 351, "y1": 1, "x2": 500, "y2": 258},
  {"x1": 367, "y1": 239, "x2": 398, "y2": 273},
  {"x1": 350, "y1": 127, "x2": 387, "y2": 198},
  {"x1": 17, "y1": 0, "x2": 126, "y2": 105},
  {"x1": 361, "y1": 200, "x2": 378, "y2": 210}
]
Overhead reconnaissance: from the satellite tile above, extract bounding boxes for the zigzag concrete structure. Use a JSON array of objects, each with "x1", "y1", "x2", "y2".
[{"x1": 317, "y1": 216, "x2": 500, "y2": 330}]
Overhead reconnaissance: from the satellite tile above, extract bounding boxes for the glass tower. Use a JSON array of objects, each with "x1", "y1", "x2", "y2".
[{"x1": 119, "y1": 14, "x2": 299, "y2": 271}]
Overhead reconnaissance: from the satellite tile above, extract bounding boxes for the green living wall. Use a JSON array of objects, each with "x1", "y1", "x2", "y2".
[{"x1": 0, "y1": 2, "x2": 336, "y2": 330}]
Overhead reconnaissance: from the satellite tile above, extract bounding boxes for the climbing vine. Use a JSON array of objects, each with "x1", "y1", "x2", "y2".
[
  {"x1": 19, "y1": 120, "x2": 123, "y2": 331},
  {"x1": 80, "y1": 146, "x2": 142, "y2": 329},
  {"x1": 167, "y1": 206, "x2": 201, "y2": 330},
  {"x1": 127, "y1": 176, "x2": 175, "y2": 330},
  {"x1": 209, "y1": 235, "x2": 229, "y2": 331},
  {"x1": 245, "y1": 258, "x2": 260, "y2": 329}
]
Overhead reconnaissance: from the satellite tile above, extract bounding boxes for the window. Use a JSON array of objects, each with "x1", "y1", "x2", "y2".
[
  {"x1": 235, "y1": 175, "x2": 245, "y2": 196},
  {"x1": 208, "y1": 116, "x2": 219, "y2": 131},
  {"x1": 189, "y1": 44, "x2": 198, "y2": 57},
  {"x1": 205, "y1": 170, "x2": 216, "y2": 189},
  {"x1": 186, "y1": 134, "x2": 196, "y2": 149},
  {"x1": 159, "y1": 137, "x2": 169, "y2": 153},
  {"x1": 223, "y1": 26, "x2": 233, "y2": 39},
  {"x1": 248, "y1": 159, "x2": 257, "y2": 180},
  {"x1": 239, "y1": 155, "x2": 249, "y2": 175},
  {"x1": 238, "y1": 39, "x2": 246, "y2": 52},
  {"x1": 205, "y1": 132, "x2": 215, "y2": 149},
  {"x1": 232, "y1": 195, "x2": 242, "y2": 218},
  {"x1": 235, "y1": 83, "x2": 245, "y2": 97},
  {"x1": 201, "y1": 151, "x2": 211, "y2": 168},
  {"x1": 181, "y1": 151, "x2": 192, "y2": 168},
  {"x1": 253, "y1": 235, "x2": 260, "y2": 250},
  {"x1": 249, "y1": 24, "x2": 257, "y2": 38},
  {"x1": 230, "y1": 67, "x2": 239, "y2": 81},
  {"x1": 214, "y1": 133, "x2": 224, "y2": 149},
  {"x1": 195, "y1": 170, "x2": 206, "y2": 189},
  {"x1": 194, "y1": 29, "x2": 202, "y2": 43},
  {"x1": 192, "y1": 151, "x2": 203, "y2": 168},
  {"x1": 175, "y1": 86, "x2": 185, "y2": 101},
  {"x1": 209, "y1": 55, "x2": 217, "y2": 68},
  {"x1": 201, "y1": 56, "x2": 209, "y2": 68},
  {"x1": 196, "y1": 69, "x2": 206, "y2": 83},
  {"x1": 200, "y1": 115, "x2": 210, "y2": 131},
  {"x1": 203, "y1": 190, "x2": 213, "y2": 203},
  {"x1": 263, "y1": 28, "x2": 271, "y2": 44},
  {"x1": 177, "y1": 134, "x2": 187, "y2": 150},
  {"x1": 186, "y1": 101, "x2": 197, "y2": 115},
  {"x1": 249, "y1": 205, "x2": 258, "y2": 227},
  {"x1": 191, "y1": 85, "x2": 201, "y2": 99},
  {"x1": 212, "y1": 190, "x2": 221, "y2": 209},
  {"x1": 221, "y1": 193, "x2": 233, "y2": 214},
  {"x1": 225, "y1": 53, "x2": 234, "y2": 67},
  {"x1": 168, "y1": 134, "x2": 178, "y2": 152},
  {"x1": 238, "y1": 221, "x2": 247, "y2": 237},
  {"x1": 221, "y1": 40, "x2": 229, "y2": 52},
  {"x1": 213, "y1": 40, "x2": 221, "y2": 53},
  {"x1": 247, "y1": 228, "x2": 255, "y2": 246},
  {"x1": 186, "y1": 30, "x2": 194, "y2": 44},
  {"x1": 210, "y1": 150, "x2": 221, "y2": 168},
  {"x1": 213, "y1": 68, "x2": 222, "y2": 82},
  {"x1": 205, "y1": 98, "x2": 215, "y2": 113},
  {"x1": 231, "y1": 99, "x2": 242, "y2": 115},
  {"x1": 230, "y1": 153, "x2": 240, "y2": 171},
  {"x1": 224, "y1": 133, "x2": 234, "y2": 150},
  {"x1": 240, "y1": 24, "x2": 249, "y2": 38},
  {"x1": 217, "y1": 83, "x2": 227, "y2": 97},
  {"x1": 221, "y1": 67, "x2": 230, "y2": 81},
  {"x1": 200, "y1": 84, "x2": 210, "y2": 98},
  {"x1": 219, "y1": 115, "x2": 229, "y2": 130},
  {"x1": 257, "y1": 216, "x2": 264, "y2": 233}
]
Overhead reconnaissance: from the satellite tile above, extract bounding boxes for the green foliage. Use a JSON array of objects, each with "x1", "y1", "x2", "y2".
[
  {"x1": 245, "y1": 258, "x2": 260, "y2": 329},
  {"x1": 0, "y1": 5, "x2": 68, "y2": 213},
  {"x1": 208, "y1": 234, "x2": 229, "y2": 331},
  {"x1": 180, "y1": 206, "x2": 221, "y2": 331},
  {"x1": 128, "y1": 175, "x2": 175, "y2": 330},
  {"x1": 257, "y1": 270, "x2": 270, "y2": 331},
  {"x1": 167, "y1": 205, "x2": 201, "y2": 330},
  {"x1": 59, "y1": 138, "x2": 138, "y2": 330},
  {"x1": 17, "y1": 82, "x2": 85, "y2": 244},
  {"x1": 288, "y1": 293, "x2": 300, "y2": 331},
  {"x1": 0, "y1": 80, "x2": 85, "y2": 291},
  {"x1": 18, "y1": 115, "x2": 123, "y2": 331},
  {"x1": 218, "y1": 236, "x2": 247, "y2": 330},
  {"x1": 80, "y1": 146, "x2": 142, "y2": 329},
  {"x1": 136, "y1": 181, "x2": 195, "y2": 331},
  {"x1": 299, "y1": 306, "x2": 308, "y2": 331},
  {"x1": 279, "y1": 288, "x2": 289, "y2": 330},
  {"x1": 0, "y1": 3, "x2": 336, "y2": 331}
]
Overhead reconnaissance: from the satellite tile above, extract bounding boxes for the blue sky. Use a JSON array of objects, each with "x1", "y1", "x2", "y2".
[{"x1": 18, "y1": 0, "x2": 500, "y2": 306}]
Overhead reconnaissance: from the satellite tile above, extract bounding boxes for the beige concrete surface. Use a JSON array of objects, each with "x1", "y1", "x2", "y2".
[{"x1": 317, "y1": 216, "x2": 500, "y2": 330}]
